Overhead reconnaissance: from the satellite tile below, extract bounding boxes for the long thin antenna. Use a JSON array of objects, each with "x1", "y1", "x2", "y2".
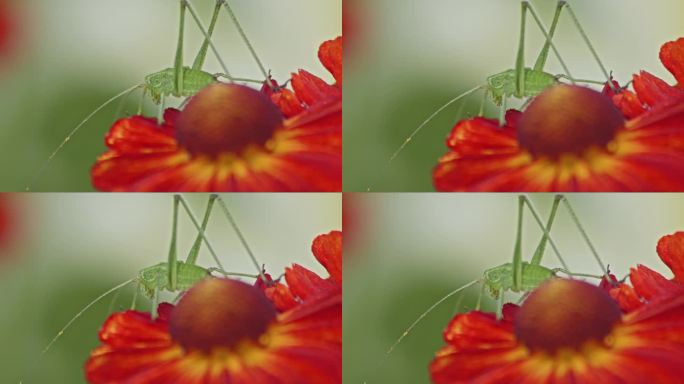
[
  {"x1": 389, "y1": 85, "x2": 483, "y2": 163},
  {"x1": 214, "y1": 195, "x2": 267, "y2": 283},
  {"x1": 26, "y1": 84, "x2": 141, "y2": 191},
  {"x1": 363, "y1": 279, "x2": 480, "y2": 384},
  {"x1": 41, "y1": 279, "x2": 134, "y2": 356}
]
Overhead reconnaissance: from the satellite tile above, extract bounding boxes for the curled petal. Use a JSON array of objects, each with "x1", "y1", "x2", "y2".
[
  {"x1": 264, "y1": 281, "x2": 299, "y2": 312},
  {"x1": 285, "y1": 264, "x2": 337, "y2": 301},
  {"x1": 610, "y1": 283, "x2": 644, "y2": 312},
  {"x1": 311, "y1": 230, "x2": 342, "y2": 284},
  {"x1": 319, "y1": 36, "x2": 343, "y2": 86},
  {"x1": 632, "y1": 71, "x2": 684, "y2": 107},
  {"x1": 660, "y1": 37, "x2": 684, "y2": 87},
  {"x1": 656, "y1": 231, "x2": 684, "y2": 283},
  {"x1": 291, "y1": 70, "x2": 342, "y2": 107},
  {"x1": 613, "y1": 90, "x2": 647, "y2": 119},
  {"x1": 628, "y1": 265, "x2": 681, "y2": 301}
]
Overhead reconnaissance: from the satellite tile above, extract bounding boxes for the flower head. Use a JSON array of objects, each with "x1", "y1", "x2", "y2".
[
  {"x1": 430, "y1": 278, "x2": 684, "y2": 383},
  {"x1": 91, "y1": 37, "x2": 342, "y2": 192},
  {"x1": 85, "y1": 278, "x2": 341, "y2": 383},
  {"x1": 433, "y1": 38, "x2": 684, "y2": 191}
]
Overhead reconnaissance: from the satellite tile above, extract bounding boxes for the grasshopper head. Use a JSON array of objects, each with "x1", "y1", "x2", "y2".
[
  {"x1": 486, "y1": 70, "x2": 517, "y2": 106},
  {"x1": 483, "y1": 263, "x2": 513, "y2": 299},
  {"x1": 144, "y1": 68, "x2": 177, "y2": 104},
  {"x1": 137, "y1": 262, "x2": 168, "y2": 299}
]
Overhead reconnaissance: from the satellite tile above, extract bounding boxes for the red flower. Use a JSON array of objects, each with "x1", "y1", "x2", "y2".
[
  {"x1": 85, "y1": 279, "x2": 341, "y2": 384},
  {"x1": 91, "y1": 37, "x2": 342, "y2": 192},
  {"x1": 430, "y1": 278, "x2": 684, "y2": 383},
  {"x1": 0, "y1": 2, "x2": 11, "y2": 56},
  {"x1": 433, "y1": 38, "x2": 684, "y2": 191},
  {"x1": 0, "y1": 194, "x2": 21, "y2": 258},
  {"x1": 0, "y1": 195, "x2": 11, "y2": 248},
  {"x1": 0, "y1": 0, "x2": 19, "y2": 63},
  {"x1": 609, "y1": 231, "x2": 684, "y2": 312},
  {"x1": 261, "y1": 230, "x2": 342, "y2": 312}
]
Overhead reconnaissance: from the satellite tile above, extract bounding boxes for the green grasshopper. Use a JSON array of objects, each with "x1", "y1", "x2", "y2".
[
  {"x1": 27, "y1": 0, "x2": 271, "y2": 191},
  {"x1": 20, "y1": 194, "x2": 269, "y2": 383},
  {"x1": 389, "y1": 0, "x2": 616, "y2": 163},
  {"x1": 365, "y1": 194, "x2": 613, "y2": 384}
]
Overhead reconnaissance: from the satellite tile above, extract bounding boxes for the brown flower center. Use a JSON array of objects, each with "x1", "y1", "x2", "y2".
[
  {"x1": 169, "y1": 278, "x2": 277, "y2": 352},
  {"x1": 514, "y1": 278, "x2": 621, "y2": 352},
  {"x1": 517, "y1": 84, "x2": 625, "y2": 157},
  {"x1": 176, "y1": 83, "x2": 284, "y2": 156}
]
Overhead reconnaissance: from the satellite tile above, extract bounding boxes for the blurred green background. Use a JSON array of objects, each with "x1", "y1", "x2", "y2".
[
  {"x1": 343, "y1": 0, "x2": 684, "y2": 191},
  {"x1": 344, "y1": 193, "x2": 684, "y2": 383},
  {"x1": 0, "y1": 193, "x2": 341, "y2": 383},
  {"x1": 0, "y1": 0, "x2": 341, "y2": 191}
]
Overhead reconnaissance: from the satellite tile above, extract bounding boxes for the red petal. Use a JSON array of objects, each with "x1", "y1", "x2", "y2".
[
  {"x1": 91, "y1": 151, "x2": 189, "y2": 191},
  {"x1": 430, "y1": 311, "x2": 520, "y2": 383},
  {"x1": 629, "y1": 264, "x2": 681, "y2": 300},
  {"x1": 284, "y1": 264, "x2": 336, "y2": 301},
  {"x1": 264, "y1": 282, "x2": 299, "y2": 312},
  {"x1": 660, "y1": 37, "x2": 684, "y2": 87},
  {"x1": 441, "y1": 311, "x2": 515, "y2": 349},
  {"x1": 609, "y1": 283, "x2": 644, "y2": 312},
  {"x1": 632, "y1": 71, "x2": 684, "y2": 107},
  {"x1": 433, "y1": 115, "x2": 533, "y2": 192},
  {"x1": 103, "y1": 115, "x2": 177, "y2": 153},
  {"x1": 656, "y1": 232, "x2": 684, "y2": 283},
  {"x1": 430, "y1": 347, "x2": 526, "y2": 384},
  {"x1": 600, "y1": 273, "x2": 619, "y2": 291},
  {"x1": 291, "y1": 70, "x2": 342, "y2": 107},
  {"x1": 318, "y1": 36, "x2": 342, "y2": 86},
  {"x1": 311, "y1": 230, "x2": 342, "y2": 284},
  {"x1": 613, "y1": 90, "x2": 647, "y2": 119},
  {"x1": 85, "y1": 306, "x2": 183, "y2": 383},
  {"x1": 270, "y1": 88, "x2": 305, "y2": 118}
]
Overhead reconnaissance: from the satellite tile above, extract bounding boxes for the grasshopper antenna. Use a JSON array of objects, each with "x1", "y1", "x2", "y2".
[
  {"x1": 26, "y1": 84, "x2": 142, "y2": 191},
  {"x1": 363, "y1": 279, "x2": 480, "y2": 384},
  {"x1": 389, "y1": 85, "x2": 483, "y2": 164},
  {"x1": 19, "y1": 279, "x2": 135, "y2": 384},
  {"x1": 41, "y1": 279, "x2": 134, "y2": 355}
]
